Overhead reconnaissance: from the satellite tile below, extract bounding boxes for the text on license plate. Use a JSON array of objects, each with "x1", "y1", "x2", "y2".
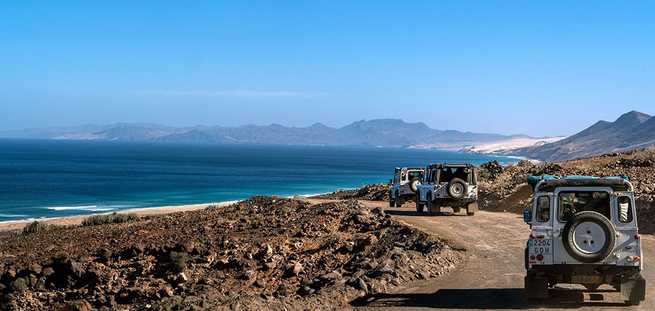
[{"x1": 529, "y1": 239, "x2": 551, "y2": 254}]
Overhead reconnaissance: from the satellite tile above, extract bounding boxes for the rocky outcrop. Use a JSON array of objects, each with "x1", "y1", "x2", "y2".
[
  {"x1": 314, "y1": 184, "x2": 390, "y2": 201},
  {"x1": 0, "y1": 197, "x2": 461, "y2": 310},
  {"x1": 478, "y1": 148, "x2": 655, "y2": 232}
]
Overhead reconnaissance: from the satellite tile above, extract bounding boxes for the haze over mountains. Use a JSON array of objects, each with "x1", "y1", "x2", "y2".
[
  {"x1": 0, "y1": 119, "x2": 524, "y2": 149},
  {"x1": 511, "y1": 111, "x2": 655, "y2": 161},
  {"x1": 2, "y1": 111, "x2": 653, "y2": 161}
]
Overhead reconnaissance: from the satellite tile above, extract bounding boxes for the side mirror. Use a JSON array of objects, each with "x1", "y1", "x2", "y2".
[{"x1": 523, "y1": 208, "x2": 532, "y2": 224}]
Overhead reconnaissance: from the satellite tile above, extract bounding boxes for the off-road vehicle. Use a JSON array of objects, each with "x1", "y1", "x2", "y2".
[
  {"x1": 523, "y1": 175, "x2": 645, "y2": 305},
  {"x1": 389, "y1": 167, "x2": 425, "y2": 207},
  {"x1": 415, "y1": 163, "x2": 478, "y2": 215}
]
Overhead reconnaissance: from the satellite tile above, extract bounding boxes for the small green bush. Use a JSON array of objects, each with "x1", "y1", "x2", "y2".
[{"x1": 81, "y1": 212, "x2": 139, "y2": 226}]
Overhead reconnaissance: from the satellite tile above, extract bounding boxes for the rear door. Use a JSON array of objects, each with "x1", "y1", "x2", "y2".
[
  {"x1": 552, "y1": 187, "x2": 613, "y2": 264},
  {"x1": 613, "y1": 192, "x2": 641, "y2": 268},
  {"x1": 529, "y1": 193, "x2": 554, "y2": 266}
]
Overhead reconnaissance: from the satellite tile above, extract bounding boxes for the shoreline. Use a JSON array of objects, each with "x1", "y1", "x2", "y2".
[
  {"x1": 0, "y1": 191, "x2": 345, "y2": 232},
  {"x1": 0, "y1": 201, "x2": 240, "y2": 232}
]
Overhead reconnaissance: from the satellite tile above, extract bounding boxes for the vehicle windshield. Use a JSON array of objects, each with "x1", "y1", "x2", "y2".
[{"x1": 558, "y1": 191, "x2": 610, "y2": 221}]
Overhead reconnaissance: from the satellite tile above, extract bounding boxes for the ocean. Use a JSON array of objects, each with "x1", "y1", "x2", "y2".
[{"x1": 0, "y1": 139, "x2": 518, "y2": 221}]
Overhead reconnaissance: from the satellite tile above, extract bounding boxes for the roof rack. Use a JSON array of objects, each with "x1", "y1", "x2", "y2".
[
  {"x1": 528, "y1": 175, "x2": 633, "y2": 192},
  {"x1": 427, "y1": 163, "x2": 474, "y2": 169}
]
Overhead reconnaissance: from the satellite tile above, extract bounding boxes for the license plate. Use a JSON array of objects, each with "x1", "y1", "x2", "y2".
[
  {"x1": 572, "y1": 275, "x2": 602, "y2": 284},
  {"x1": 529, "y1": 239, "x2": 551, "y2": 255}
]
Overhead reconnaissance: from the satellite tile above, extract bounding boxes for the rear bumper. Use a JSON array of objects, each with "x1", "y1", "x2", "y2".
[{"x1": 528, "y1": 264, "x2": 641, "y2": 286}]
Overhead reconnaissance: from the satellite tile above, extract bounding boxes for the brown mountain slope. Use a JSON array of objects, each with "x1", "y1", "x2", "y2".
[{"x1": 513, "y1": 111, "x2": 655, "y2": 161}]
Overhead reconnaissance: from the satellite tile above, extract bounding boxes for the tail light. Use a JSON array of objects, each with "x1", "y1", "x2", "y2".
[
  {"x1": 627, "y1": 256, "x2": 641, "y2": 263},
  {"x1": 634, "y1": 234, "x2": 640, "y2": 240},
  {"x1": 536, "y1": 254, "x2": 544, "y2": 261}
]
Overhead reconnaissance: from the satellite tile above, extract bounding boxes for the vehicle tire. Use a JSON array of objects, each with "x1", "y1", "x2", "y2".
[
  {"x1": 389, "y1": 198, "x2": 395, "y2": 208},
  {"x1": 525, "y1": 274, "x2": 548, "y2": 300},
  {"x1": 416, "y1": 202, "x2": 425, "y2": 214},
  {"x1": 415, "y1": 193, "x2": 424, "y2": 213},
  {"x1": 447, "y1": 178, "x2": 467, "y2": 199},
  {"x1": 409, "y1": 179, "x2": 421, "y2": 193},
  {"x1": 466, "y1": 202, "x2": 478, "y2": 216},
  {"x1": 621, "y1": 273, "x2": 645, "y2": 305},
  {"x1": 562, "y1": 211, "x2": 616, "y2": 263},
  {"x1": 426, "y1": 194, "x2": 433, "y2": 216},
  {"x1": 453, "y1": 207, "x2": 461, "y2": 214},
  {"x1": 395, "y1": 191, "x2": 402, "y2": 207}
]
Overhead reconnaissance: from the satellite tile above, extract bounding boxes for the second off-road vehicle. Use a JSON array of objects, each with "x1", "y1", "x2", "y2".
[
  {"x1": 389, "y1": 167, "x2": 425, "y2": 207},
  {"x1": 523, "y1": 175, "x2": 645, "y2": 305},
  {"x1": 415, "y1": 163, "x2": 478, "y2": 215}
]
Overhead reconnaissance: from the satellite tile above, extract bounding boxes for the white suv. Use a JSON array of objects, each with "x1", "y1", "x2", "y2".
[
  {"x1": 415, "y1": 163, "x2": 478, "y2": 215},
  {"x1": 389, "y1": 167, "x2": 425, "y2": 207},
  {"x1": 523, "y1": 175, "x2": 645, "y2": 305}
]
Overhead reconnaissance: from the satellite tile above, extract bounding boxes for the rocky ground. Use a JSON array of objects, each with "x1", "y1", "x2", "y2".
[
  {"x1": 314, "y1": 184, "x2": 390, "y2": 202},
  {"x1": 0, "y1": 197, "x2": 461, "y2": 310}
]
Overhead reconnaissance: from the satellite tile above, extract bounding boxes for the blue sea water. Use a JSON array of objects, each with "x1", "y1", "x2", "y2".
[{"x1": 0, "y1": 139, "x2": 518, "y2": 221}]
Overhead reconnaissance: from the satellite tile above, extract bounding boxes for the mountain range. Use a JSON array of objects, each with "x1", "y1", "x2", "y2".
[
  {"x1": 3, "y1": 111, "x2": 653, "y2": 161},
  {"x1": 510, "y1": 111, "x2": 655, "y2": 161},
  {"x1": 0, "y1": 119, "x2": 525, "y2": 149}
]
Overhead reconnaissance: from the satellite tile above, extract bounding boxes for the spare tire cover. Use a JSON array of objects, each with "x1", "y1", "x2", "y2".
[
  {"x1": 410, "y1": 179, "x2": 420, "y2": 193},
  {"x1": 447, "y1": 178, "x2": 467, "y2": 199},
  {"x1": 562, "y1": 211, "x2": 616, "y2": 263}
]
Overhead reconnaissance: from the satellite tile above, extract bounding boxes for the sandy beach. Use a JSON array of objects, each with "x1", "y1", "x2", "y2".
[{"x1": 0, "y1": 201, "x2": 240, "y2": 232}]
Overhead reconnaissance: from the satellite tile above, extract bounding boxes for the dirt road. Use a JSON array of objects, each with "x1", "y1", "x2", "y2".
[{"x1": 349, "y1": 200, "x2": 655, "y2": 310}]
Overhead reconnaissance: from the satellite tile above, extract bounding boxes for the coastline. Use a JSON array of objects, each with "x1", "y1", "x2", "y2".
[
  {"x1": 0, "y1": 191, "x2": 343, "y2": 232},
  {"x1": 0, "y1": 201, "x2": 238, "y2": 232}
]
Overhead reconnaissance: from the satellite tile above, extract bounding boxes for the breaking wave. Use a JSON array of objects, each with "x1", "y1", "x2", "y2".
[{"x1": 44, "y1": 205, "x2": 124, "y2": 212}]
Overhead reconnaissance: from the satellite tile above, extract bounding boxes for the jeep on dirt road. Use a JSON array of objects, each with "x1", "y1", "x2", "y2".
[
  {"x1": 415, "y1": 163, "x2": 478, "y2": 215},
  {"x1": 389, "y1": 167, "x2": 425, "y2": 207},
  {"x1": 523, "y1": 175, "x2": 645, "y2": 305}
]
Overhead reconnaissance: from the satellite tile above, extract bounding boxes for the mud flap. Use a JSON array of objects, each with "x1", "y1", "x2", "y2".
[
  {"x1": 525, "y1": 275, "x2": 548, "y2": 300},
  {"x1": 621, "y1": 274, "x2": 646, "y2": 305}
]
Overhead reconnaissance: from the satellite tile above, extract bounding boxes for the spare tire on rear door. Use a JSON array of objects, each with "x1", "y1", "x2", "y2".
[
  {"x1": 562, "y1": 211, "x2": 616, "y2": 263},
  {"x1": 409, "y1": 179, "x2": 421, "y2": 193},
  {"x1": 447, "y1": 178, "x2": 467, "y2": 199}
]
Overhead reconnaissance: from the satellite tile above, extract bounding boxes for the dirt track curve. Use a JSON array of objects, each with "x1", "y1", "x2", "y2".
[{"x1": 308, "y1": 199, "x2": 655, "y2": 310}]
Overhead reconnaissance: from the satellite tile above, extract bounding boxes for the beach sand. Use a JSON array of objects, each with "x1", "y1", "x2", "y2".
[{"x1": 0, "y1": 201, "x2": 240, "y2": 232}]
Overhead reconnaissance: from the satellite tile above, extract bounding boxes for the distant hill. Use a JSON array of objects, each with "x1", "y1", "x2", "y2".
[
  {"x1": 511, "y1": 111, "x2": 655, "y2": 161},
  {"x1": 0, "y1": 119, "x2": 526, "y2": 149}
]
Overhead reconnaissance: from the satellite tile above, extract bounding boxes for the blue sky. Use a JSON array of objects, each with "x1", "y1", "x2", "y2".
[{"x1": 1, "y1": 1, "x2": 654, "y2": 136}]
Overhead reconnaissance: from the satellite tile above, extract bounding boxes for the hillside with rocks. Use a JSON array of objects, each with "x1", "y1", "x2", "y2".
[
  {"x1": 512, "y1": 111, "x2": 655, "y2": 161},
  {"x1": 478, "y1": 148, "x2": 655, "y2": 232},
  {"x1": 0, "y1": 197, "x2": 461, "y2": 310},
  {"x1": 315, "y1": 184, "x2": 390, "y2": 202}
]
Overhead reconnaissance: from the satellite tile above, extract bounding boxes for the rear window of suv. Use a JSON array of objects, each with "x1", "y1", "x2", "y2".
[
  {"x1": 408, "y1": 171, "x2": 423, "y2": 180},
  {"x1": 558, "y1": 191, "x2": 610, "y2": 221}
]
